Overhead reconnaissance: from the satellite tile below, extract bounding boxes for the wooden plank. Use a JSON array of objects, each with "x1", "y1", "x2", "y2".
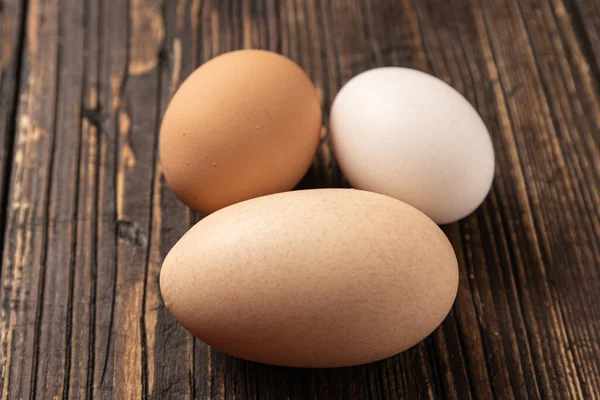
[
  {"x1": 0, "y1": 2, "x2": 26, "y2": 391},
  {"x1": 33, "y1": 0, "x2": 86, "y2": 397},
  {"x1": 67, "y1": 0, "x2": 120, "y2": 397},
  {"x1": 0, "y1": 0, "x2": 62, "y2": 397},
  {"x1": 0, "y1": 0, "x2": 25, "y2": 240},
  {"x1": 90, "y1": 0, "x2": 129, "y2": 396},
  {"x1": 0, "y1": 0, "x2": 26, "y2": 395},
  {"x1": 144, "y1": 0, "x2": 196, "y2": 398},
  {"x1": 110, "y1": 0, "x2": 164, "y2": 397},
  {"x1": 67, "y1": 0, "x2": 100, "y2": 396}
]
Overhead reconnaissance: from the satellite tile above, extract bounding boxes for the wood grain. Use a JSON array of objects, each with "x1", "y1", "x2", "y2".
[{"x1": 0, "y1": 0, "x2": 599, "y2": 398}]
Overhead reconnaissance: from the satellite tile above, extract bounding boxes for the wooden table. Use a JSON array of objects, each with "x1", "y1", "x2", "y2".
[{"x1": 1, "y1": 0, "x2": 599, "y2": 398}]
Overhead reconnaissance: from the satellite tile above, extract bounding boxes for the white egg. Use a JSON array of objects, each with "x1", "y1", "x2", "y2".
[{"x1": 330, "y1": 67, "x2": 495, "y2": 224}]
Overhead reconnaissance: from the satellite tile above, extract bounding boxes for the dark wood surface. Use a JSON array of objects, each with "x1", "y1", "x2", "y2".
[{"x1": 1, "y1": 0, "x2": 599, "y2": 398}]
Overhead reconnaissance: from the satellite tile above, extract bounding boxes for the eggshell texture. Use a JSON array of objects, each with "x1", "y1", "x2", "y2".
[
  {"x1": 159, "y1": 50, "x2": 322, "y2": 214},
  {"x1": 330, "y1": 67, "x2": 495, "y2": 224},
  {"x1": 160, "y1": 189, "x2": 459, "y2": 367}
]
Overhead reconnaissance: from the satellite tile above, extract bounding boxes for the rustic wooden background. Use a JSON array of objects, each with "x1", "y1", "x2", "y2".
[{"x1": 1, "y1": 0, "x2": 599, "y2": 398}]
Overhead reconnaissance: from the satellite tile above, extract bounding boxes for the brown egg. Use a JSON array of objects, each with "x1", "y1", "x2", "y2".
[
  {"x1": 160, "y1": 189, "x2": 459, "y2": 368},
  {"x1": 159, "y1": 50, "x2": 322, "y2": 214}
]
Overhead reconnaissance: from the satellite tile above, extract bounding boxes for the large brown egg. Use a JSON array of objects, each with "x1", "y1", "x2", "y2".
[
  {"x1": 160, "y1": 189, "x2": 459, "y2": 368},
  {"x1": 159, "y1": 50, "x2": 322, "y2": 214}
]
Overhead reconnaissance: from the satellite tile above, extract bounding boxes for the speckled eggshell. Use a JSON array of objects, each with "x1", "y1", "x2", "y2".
[
  {"x1": 160, "y1": 189, "x2": 459, "y2": 368},
  {"x1": 330, "y1": 67, "x2": 495, "y2": 225},
  {"x1": 160, "y1": 50, "x2": 322, "y2": 214}
]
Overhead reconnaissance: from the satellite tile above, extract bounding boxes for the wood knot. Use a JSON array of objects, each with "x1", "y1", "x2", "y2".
[
  {"x1": 117, "y1": 220, "x2": 148, "y2": 247},
  {"x1": 83, "y1": 107, "x2": 108, "y2": 128}
]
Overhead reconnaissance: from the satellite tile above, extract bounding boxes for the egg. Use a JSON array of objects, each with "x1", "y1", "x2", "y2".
[
  {"x1": 160, "y1": 50, "x2": 322, "y2": 214},
  {"x1": 330, "y1": 68, "x2": 495, "y2": 224},
  {"x1": 160, "y1": 189, "x2": 458, "y2": 367}
]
